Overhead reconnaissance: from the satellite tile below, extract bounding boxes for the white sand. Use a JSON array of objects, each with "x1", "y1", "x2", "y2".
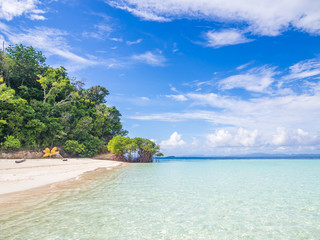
[{"x1": 0, "y1": 158, "x2": 122, "y2": 195}]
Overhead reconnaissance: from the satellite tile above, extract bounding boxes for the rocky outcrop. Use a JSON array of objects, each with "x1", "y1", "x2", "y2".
[
  {"x1": 93, "y1": 153, "x2": 117, "y2": 161},
  {"x1": 0, "y1": 149, "x2": 63, "y2": 159},
  {"x1": 93, "y1": 153, "x2": 153, "y2": 162}
]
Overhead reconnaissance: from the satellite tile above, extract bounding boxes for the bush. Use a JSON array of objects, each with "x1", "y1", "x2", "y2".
[
  {"x1": 107, "y1": 136, "x2": 131, "y2": 156},
  {"x1": 2, "y1": 135, "x2": 21, "y2": 150},
  {"x1": 64, "y1": 140, "x2": 85, "y2": 156},
  {"x1": 81, "y1": 135, "x2": 101, "y2": 157}
]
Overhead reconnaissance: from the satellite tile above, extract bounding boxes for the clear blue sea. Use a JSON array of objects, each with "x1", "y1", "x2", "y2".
[{"x1": 1, "y1": 159, "x2": 320, "y2": 239}]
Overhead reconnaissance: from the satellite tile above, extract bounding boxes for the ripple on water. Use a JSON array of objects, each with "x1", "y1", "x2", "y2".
[{"x1": 1, "y1": 159, "x2": 320, "y2": 239}]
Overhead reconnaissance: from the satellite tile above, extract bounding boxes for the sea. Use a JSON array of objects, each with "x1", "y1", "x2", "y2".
[{"x1": 1, "y1": 158, "x2": 320, "y2": 239}]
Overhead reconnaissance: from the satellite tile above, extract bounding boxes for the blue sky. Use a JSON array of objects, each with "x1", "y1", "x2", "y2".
[{"x1": 1, "y1": 0, "x2": 320, "y2": 156}]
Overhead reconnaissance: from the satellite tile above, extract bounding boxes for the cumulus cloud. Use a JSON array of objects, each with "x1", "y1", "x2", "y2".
[
  {"x1": 206, "y1": 128, "x2": 258, "y2": 147},
  {"x1": 205, "y1": 29, "x2": 253, "y2": 48},
  {"x1": 158, "y1": 127, "x2": 320, "y2": 155},
  {"x1": 160, "y1": 132, "x2": 186, "y2": 148},
  {"x1": 131, "y1": 51, "x2": 166, "y2": 66},
  {"x1": 272, "y1": 127, "x2": 320, "y2": 147},
  {"x1": 272, "y1": 127, "x2": 288, "y2": 146},
  {"x1": 107, "y1": 0, "x2": 320, "y2": 36},
  {"x1": 206, "y1": 129, "x2": 233, "y2": 147},
  {"x1": 0, "y1": 0, "x2": 45, "y2": 21}
]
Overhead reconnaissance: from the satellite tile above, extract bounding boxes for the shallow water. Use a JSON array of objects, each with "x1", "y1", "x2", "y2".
[{"x1": 1, "y1": 159, "x2": 320, "y2": 239}]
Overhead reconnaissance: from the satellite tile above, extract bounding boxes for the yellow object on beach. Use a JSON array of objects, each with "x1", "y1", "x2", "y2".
[{"x1": 43, "y1": 147, "x2": 59, "y2": 158}]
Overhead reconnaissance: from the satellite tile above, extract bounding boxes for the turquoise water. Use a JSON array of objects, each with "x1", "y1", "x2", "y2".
[{"x1": 1, "y1": 159, "x2": 320, "y2": 239}]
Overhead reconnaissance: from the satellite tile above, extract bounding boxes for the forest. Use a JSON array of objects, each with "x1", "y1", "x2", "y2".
[{"x1": 0, "y1": 44, "x2": 161, "y2": 159}]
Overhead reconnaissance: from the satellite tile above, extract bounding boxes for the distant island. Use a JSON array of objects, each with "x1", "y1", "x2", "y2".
[{"x1": 0, "y1": 44, "x2": 161, "y2": 162}]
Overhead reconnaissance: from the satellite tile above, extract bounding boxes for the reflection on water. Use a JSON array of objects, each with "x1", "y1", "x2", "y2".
[{"x1": 1, "y1": 159, "x2": 320, "y2": 239}]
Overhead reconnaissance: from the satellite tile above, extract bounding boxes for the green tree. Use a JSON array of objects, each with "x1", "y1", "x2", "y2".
[
  {"x1": 3, "y1": 44, "x2": 46, "y2": 101},
  {"x1": 84, "y1": 85, "x2": 109, "y2": 104},
  {"x1": 2, "y1": 135, "x2": 21, "y2": 150},
  {"x1": 107, "y1": 136, "x2": 162, "y2": 162},
  {"x1": 37, "y1": 67, "x2": 74, "y2": 105},
  {"x1": 64, "y1": 140, "x2": 85, "y2": 156},
  {"x1": 0, "y1": 44, "x2": 127, "y2": 157}
]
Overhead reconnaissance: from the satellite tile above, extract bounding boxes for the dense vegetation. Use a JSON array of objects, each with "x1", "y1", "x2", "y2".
[
  {"x1": 107, "y1": 136, "x2": 163, "y2": 162},
  {"x1": 0, "y1": 44, "x2": 127, "y2": 157}
]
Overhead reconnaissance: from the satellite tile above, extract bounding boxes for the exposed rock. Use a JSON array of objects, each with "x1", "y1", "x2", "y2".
[
  {"x1": 0, "y1": 150, "x2": 43, "y2": 159},
  {"x1": 52, "y1": 153, "x2": 63, "y2": 158},
  {"x1": 93, "y1": 153, "x2": 117, "y2": 161},
  {"x1": 0, "y1": 148, "x2": 65, "y2": 159}
]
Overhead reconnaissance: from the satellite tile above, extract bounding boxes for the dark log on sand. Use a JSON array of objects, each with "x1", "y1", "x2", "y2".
[{"x1": 15, "y1": 159, "x2": 26, "y2": 163}]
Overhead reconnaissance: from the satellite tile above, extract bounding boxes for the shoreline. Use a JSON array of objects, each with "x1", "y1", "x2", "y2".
[{"x1": 0, "y1": 158, "x2": 127, "y2": 208}]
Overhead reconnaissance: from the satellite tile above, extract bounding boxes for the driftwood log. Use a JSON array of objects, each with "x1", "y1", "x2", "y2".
[{"x1": 15, "y1": 159, "x2": 26, "y2": 163}]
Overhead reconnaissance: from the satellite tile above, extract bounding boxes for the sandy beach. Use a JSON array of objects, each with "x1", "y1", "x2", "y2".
[{"x1": 0, "y1": 158, "x2": 123, "y2": 196}]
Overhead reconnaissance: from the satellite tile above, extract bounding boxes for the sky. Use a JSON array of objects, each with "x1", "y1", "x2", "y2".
[{"x1": 1, "y1": 0, "x2": 320, "y2": 156}]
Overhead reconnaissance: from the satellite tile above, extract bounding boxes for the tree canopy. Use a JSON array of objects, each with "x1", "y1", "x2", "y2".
[
  {"x1": 107, "y1": 136, "x2": 163, "y2": 162},
  {"x1": 0, "y1": 44, "x2": 127, "y2": 157}
]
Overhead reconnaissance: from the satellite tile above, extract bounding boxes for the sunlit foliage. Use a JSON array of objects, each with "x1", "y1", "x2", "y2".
[
  {"x1": 0, "y1": 44, "x2": 127, "y2": 156},
  {"x1": 107, "y1": 136, "x2": 163, "y2": 162}
]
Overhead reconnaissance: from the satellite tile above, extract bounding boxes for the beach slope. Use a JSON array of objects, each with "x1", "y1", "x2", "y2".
[{"x1": 0, "y1": 158, "x2": 122, "y2": 195}]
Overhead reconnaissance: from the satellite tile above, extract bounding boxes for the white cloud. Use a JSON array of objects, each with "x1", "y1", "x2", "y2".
[
  {"x1": 126, "y1": 39, "x2": 143, "y2": 45},
  {"x1": 0, "y1": 24, "x2": 123, "y2": 71},
  {"x1": 272, "y1": 127, "x2": 320, "y2": 147},
  {"x1": 284, "y1": 58, "x2": 320, "y2": 80},
  {"x1": 219, "y1": 66, "x2": 277, "y2": 93},
  {"x1": 0, "y1": 0, "x2": 45, "y2": 21},
  {"x1": 107, "y1": 0, "x2": 320, "y2": 36},
  {"x1": 205, "y1": 29, "x2": 252, "y2": 48},
  {"x1": 235, "y1": 128, "x2": 259, "y2": 147},
  {"x1": 206, "y1": 128, "x2": 258, "y2": 147},
  {"x1": 272, "y1": 127, "x2": 288, "y2": 146},
  {"x1": 110, "y1": 37, "x2": 123, "y2": 42},
  {"x1": 166, "y1": 94, "x2": 187, "y2": 101},
  {"x1": 169, "y1": 84, "x2": 178, "y2": 92},
  {"x1": 128, "y1": 92, "x2": 320, "y2": 139},
  {"x1": 4, "y1": 27, "x2": 96, "y2": 67},
  {"x1": 28, "y1": 14, "x2": 46, "y2": 20},
  {"x1": 237, "y1": 62, "x2": 253, "y2": 70},
  {"x1": 108, "y1": 0, "x2": 170, "y2": 22},
  {"x1": 206, "y1": 129, "x2": 233, "y2": 147},
  {"x1": 140, "y1": 97, "x2": 150, "y2": 101},
  {"x1": 128, "y1": 56, "x2": 320, "y2": 155},
  {"x1": 160, "y1": 132, "x2": 186, "y2": 149},
  {"x1": 131, "y1": 51, "x2": 166, "y2": 66},
  {"x1": 83, "y1": 23, "x2": 113, "y2": 40}
]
